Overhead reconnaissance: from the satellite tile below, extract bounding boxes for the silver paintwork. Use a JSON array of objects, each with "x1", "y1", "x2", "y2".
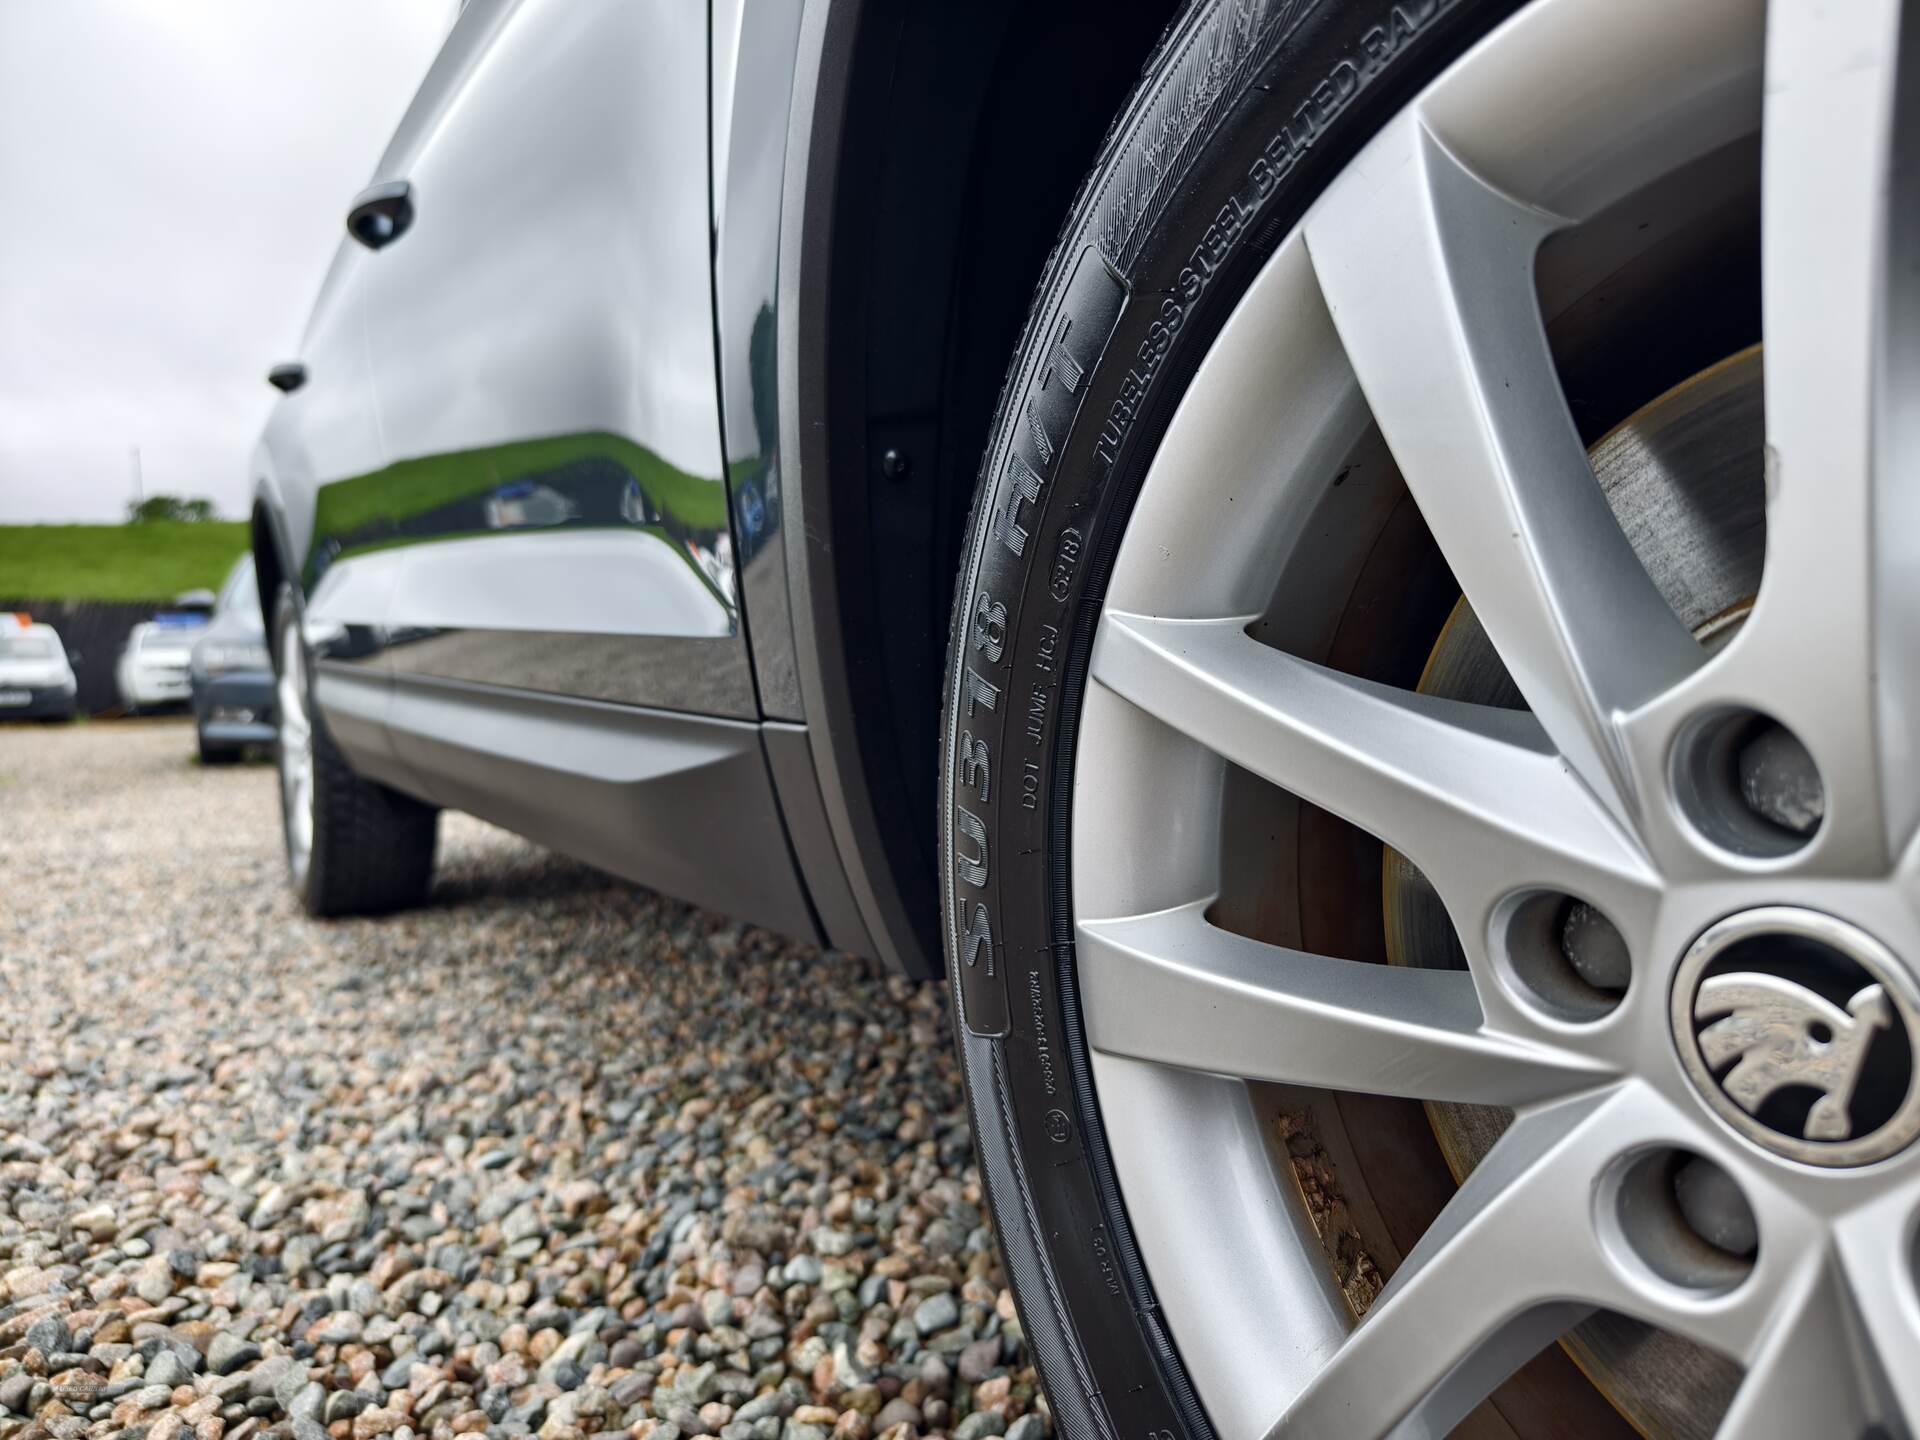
[
  {"x1": 251, "y1": 0, "x2": 885, "y2": 960},
  {"x1": 353, "y1": 0, "x2": 746, "y2": 713},
  {"x1": 260, "y1": 0, "x2": 753, "y2": 719},
  {"x1": 1074, "y1": 0, "x2": 1919, "y2": 1434},
  {"x1": 713, "y1": 0, "x2": 807, "y2": 721},
  {"x1": 1674, "y1": 907, "x2": 1920, "y2": 1166}
]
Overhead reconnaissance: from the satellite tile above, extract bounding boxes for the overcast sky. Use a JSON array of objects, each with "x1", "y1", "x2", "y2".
[{"x1": 0, "y1": 2, "x2": 452, "y2": 523}]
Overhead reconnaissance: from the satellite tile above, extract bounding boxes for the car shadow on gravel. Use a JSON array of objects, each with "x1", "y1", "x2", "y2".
[{"x1": 425, "y1": 845, "x2": 634, "y2": 912}]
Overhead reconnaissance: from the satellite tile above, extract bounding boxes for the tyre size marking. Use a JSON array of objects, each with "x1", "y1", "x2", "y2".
[{"x1": 1092, "y1": 0, "x2": 1450, "y2": 477}]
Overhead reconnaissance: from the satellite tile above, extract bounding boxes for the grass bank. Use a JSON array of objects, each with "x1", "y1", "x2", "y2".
[{"x1": 0, "y1": 522, "x2": 249, "y2": 601}]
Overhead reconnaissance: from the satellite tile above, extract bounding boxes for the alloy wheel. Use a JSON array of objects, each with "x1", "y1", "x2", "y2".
[
  {"x1": 1070, "y1": 0, "x2": 1919, "y2": 1435},
  {"x1": 275, "y1": 610, "x2": 315, "y2": 879}
]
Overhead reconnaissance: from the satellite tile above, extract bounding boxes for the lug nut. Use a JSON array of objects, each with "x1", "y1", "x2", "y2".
[
  {"x1": 1737, "y1": 721, "x2": 1824, "y2": 835},
  {"x1": 1672, "y1": 1154, "x2": 1758, "y2": 1259},
  {"x1": 1558, "y1": 900, "x2": 1630, "y2": 992}
]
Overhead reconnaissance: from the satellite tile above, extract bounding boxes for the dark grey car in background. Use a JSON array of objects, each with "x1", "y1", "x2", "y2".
[
  {"x1": 248, "y1": 0, "x2": 1917, "y2": 1434},
  {"x1": 190, "y1": 556, "x2": 272, "y2": 764}
]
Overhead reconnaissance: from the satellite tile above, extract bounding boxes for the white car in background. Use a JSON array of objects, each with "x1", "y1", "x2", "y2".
[
  {"x1": 0, "y1": 614, "x2": 78, "y2": 720},
  {"x1": 116, "y1": 615, "x2": 206, "y2": 712}
]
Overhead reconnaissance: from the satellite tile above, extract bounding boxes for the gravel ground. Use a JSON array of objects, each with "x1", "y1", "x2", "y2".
[{"x1": 0, "y1": 721, "x2": 1046, "y2": 1440}]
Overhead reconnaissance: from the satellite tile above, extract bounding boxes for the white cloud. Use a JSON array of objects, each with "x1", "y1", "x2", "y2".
[{"x1": 0, "y1": 0, "x2": 451, "y2": 522}]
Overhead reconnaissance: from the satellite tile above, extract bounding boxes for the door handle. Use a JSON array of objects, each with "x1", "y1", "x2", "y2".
[
  {"x1": 347, "y1": 180, "x2": 414, "y2": 250},
  {"x1": 266, "y1": 361, "x2": 306, "y2": 393}
]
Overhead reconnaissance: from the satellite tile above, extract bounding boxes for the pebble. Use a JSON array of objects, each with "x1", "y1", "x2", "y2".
[
  {"x1": 146, "y1": 1352, "x2": 193, "y2": 1390},
  {"x1": 957, "y1": 1337, "x2": 1002, "y2": 1384},
  {"x1": 913, "y1": 1294, "x2": 961, "y2": 1336},
  {"x1": 210, "y1": 1334, "x2": 263, "y2": 1375},
  {"x1": 0, "y1": 1374, "x2": 33, "y2": 1414},
  {"x1": 0, "y1": 723, "x2": 1053, "y2": 1440}
]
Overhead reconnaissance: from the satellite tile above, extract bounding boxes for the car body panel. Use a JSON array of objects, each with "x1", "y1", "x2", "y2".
[
  {"x1": 383, "y1": 676, "x2": 820, "y2": 942},
  {"x1": 713, "y1": 0, "x2": 806, "y2": 720},
  {"x1": 349, "y1": 0, "x2": 750, "y2": 716},
  {"x1": 251, "y1": 0, "x2": 907, "y2": 967}
]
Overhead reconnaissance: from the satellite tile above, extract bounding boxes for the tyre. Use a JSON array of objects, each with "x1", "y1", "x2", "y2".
[
  {"x1": 196, "y1": 733, "x2": 241, "y2": 766},
  {"x1": 941, "y1": 0, "x2": 1912, "y2": 1436},
  {"x1": 272, "y1": 584, "x2": 438, "y2": 917}
]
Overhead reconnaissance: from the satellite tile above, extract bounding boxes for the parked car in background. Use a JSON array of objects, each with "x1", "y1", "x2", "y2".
[
  {"x1": 0, "y1": 614, "x2": 78, "y2": 720},
  {"x1": 115, "y1": 611, "x2": 207, "y2": 712},
  {"x1": 249, "y1": 1, "x2": 1913, "y2": 1435},
  {"x1": 190, "y1": 556, "x2": 273, "y2": 764}
]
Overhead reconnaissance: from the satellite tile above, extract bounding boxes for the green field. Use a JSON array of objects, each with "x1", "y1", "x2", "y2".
[{"x1": 0, "y1": 522, "x2": 249, "y2": 601}]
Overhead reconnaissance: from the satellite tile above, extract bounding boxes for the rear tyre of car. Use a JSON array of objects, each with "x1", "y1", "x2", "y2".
[{"x1": 271, "y1": 584, "x2": 437, "y2": 918}]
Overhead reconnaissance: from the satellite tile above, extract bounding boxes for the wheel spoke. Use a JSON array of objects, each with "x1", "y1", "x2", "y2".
[
  {"x1": 1697, "y1": 0, "x2": 1917, "y2": 864},
  {"x1": 1304, "y1": 115, "x2": 1702, "y2": 822},
  {"x1": 1720, "y1": 1251, "x2": 1896, "y2": 1440},
  {"x1": 1828, "y1": 1198, "x2": 1920, "y2": 1435},
  {"x1": 1076, "y1": 902, "x2": 1612, "y2": 1105},
  {"x1": 1270, "y1": 1088, "x2": 1631, "y2": 1438},
  {"x1": 1091, "y1": 612, "x2": 1655, "y2": 919}
]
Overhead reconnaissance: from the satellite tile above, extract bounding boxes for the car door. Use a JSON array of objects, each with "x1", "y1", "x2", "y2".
[
  {"x1": 353, "y1": 0, "x2": 749, "y2": 719},
  {"x1": 257, "y1": 251, "x2": 415, "y2": 786}
]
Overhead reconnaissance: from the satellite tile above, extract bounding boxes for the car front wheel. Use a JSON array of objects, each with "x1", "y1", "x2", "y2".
[{"x1": 942, "y1": 0, "x2": 1918, "y2": 1435}]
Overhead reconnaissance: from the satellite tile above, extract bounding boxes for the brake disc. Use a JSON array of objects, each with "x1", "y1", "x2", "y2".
[{"x1": 1384, "y1": 344, "x2": 1766, "y2": 1440}]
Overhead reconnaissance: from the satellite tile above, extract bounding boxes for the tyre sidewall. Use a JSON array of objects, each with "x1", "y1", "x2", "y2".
[{"x1": 940, "y1": 0, "x2": 1527, "y2": 1431}]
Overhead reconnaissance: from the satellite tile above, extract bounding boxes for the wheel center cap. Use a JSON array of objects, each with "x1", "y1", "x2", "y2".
[{"x1": 1672, "y1": 907, "x2": 1920, "y2": 1166}]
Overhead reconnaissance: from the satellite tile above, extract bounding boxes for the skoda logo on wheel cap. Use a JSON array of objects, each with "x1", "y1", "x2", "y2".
[{"x1": 1673, "y1": 908, "x2": 1920, "y2": 1166}]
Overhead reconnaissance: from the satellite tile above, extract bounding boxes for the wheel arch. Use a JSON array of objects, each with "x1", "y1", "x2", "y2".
[
  {"x1": 778, "y1": 0, "x2": 1181, "y2": 977},
  {"x1": 251, "y1": 497, "x2": 293, "y2": 637}
]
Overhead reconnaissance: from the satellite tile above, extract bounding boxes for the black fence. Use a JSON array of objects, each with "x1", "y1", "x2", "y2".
[{"x1": 0, "y1": 598, "x2": 170, "y2": 716}]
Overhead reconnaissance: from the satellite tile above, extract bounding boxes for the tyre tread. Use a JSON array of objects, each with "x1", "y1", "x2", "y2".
[{"x1": 271, "y1": 584, "x2": 437, "y2": 919}]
